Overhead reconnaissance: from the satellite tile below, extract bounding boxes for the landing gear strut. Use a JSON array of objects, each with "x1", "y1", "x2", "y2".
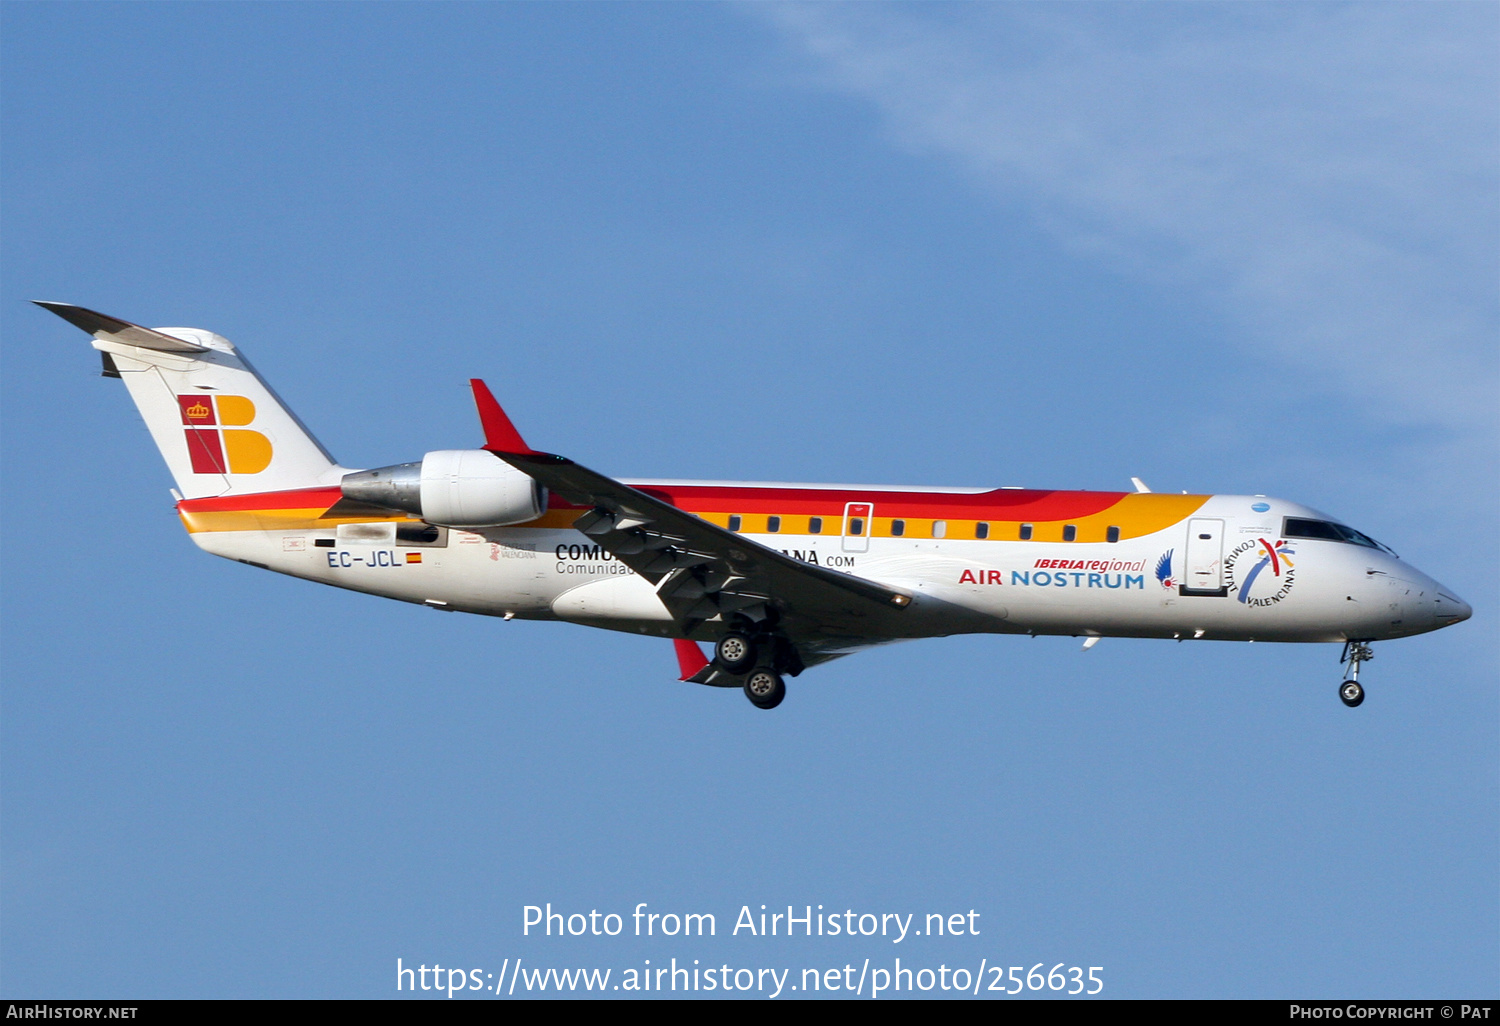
[{"x1": 1339, "y1": 641, "x2": 1373, "y2": 708}]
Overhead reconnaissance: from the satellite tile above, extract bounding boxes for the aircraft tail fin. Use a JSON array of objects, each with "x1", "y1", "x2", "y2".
[{"x1": 37, "y1": 302, "x2": 348, "y2": 499}]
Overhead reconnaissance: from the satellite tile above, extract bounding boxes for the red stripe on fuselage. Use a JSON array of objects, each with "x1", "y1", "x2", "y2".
[
  {"x1": 177, "y1": 486, "x2": 343, "y2": 512},
  {"x1": 634, "y1": 485, "x2": 1125, "y2": 522}
]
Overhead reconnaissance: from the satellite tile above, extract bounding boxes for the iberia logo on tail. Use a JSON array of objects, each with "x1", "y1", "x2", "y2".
[{"x1": 178, "y1": 394, "x2": 272, "y2": 474}]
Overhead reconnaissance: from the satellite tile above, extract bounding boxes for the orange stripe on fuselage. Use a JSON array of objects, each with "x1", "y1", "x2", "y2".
[
  {"x1": 179, "y1": 506, "x2": 417, "y2": 533},
  {"x1": 177, "y1": 486, "x2": 409, "y2": 534},
  {"x1": 176, "y1": 483, "x2": 1210, "y2": 542}
]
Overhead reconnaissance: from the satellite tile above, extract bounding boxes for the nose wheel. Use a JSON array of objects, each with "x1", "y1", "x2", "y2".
[{"x1": 1339, "y1": 641, "x2": 1373, "y2": 708}]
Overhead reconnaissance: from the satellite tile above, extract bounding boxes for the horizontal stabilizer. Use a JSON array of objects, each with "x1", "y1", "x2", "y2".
[{"x1": 34, "y1": 301, "x2": 208, "y2": 353}]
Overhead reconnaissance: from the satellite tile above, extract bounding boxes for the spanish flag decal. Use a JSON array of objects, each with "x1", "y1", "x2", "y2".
[{"x1": 179, "y1": 395, "x2": 272, "y2": 474}]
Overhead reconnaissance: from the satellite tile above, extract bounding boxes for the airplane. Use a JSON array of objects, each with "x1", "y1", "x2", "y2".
[{"x1": 36, "y1": 301, "x2": 1472, "y2": 710}]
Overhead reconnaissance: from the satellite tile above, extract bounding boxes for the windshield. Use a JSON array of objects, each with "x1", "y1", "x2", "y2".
[{"x1": 1282, "y1": 517, "x2": 1396, "y2": 556}]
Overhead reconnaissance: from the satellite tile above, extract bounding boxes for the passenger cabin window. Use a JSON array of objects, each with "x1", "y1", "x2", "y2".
[
  {"x1": 975, "y1": 522, "x2": 989, "y2": 539},
  {"x1": 848, "y1": 517, "x2": 865, "y2": 536},
  {"x1": 809, "y1": 517, "x2": 823, "y2": 534},
  {"x1": 891, "y1": 519, "x2": 905, "y2": 536},
  {"x1": 932, "y1": 521, "x2": 947, "y2": 539},
  {"x1": 1062, "y1": 524, "x2": 1077, "y2": 542},
  {"x1": 1283, "y1": 517, "x2": 1391, "y2": 553},
  {"x1": 1019, "y1": 523, "x2": 1033, "y2": 541},
  {"x1": 1106, "y1": 526, "x2": 1120, "y2": 543},
  {"x1": 767, "y1": 515, "x2": 781, "y2": 533},
  {"x1": 728, "y1": 515, "x2": 742, "y2": 532}
]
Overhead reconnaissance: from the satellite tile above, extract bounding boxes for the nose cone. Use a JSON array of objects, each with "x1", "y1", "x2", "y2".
[{"x1": 1434, "y1": 588, "x2": 1472, "y2": 628}]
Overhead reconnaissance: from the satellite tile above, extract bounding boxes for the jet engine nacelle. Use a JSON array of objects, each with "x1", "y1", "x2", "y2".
[{"x1": 340, "y1": 450, "x2": 546, "y2": 528}]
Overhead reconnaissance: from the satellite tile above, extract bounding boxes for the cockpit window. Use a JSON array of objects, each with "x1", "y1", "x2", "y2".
[{"x1": 1282, "y1": 517, "x2": 1394, "y2": 554}]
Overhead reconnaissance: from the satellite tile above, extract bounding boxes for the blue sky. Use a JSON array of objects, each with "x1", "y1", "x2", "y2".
[{"x1": 2, "y1": 2, "x2": 1495, "y2": 999}]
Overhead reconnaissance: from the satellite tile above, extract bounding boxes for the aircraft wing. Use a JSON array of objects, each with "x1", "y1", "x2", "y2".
[
  {"x1": 500, "y1": 449, "x2": 915, "y2": 658},
  {"x1": 470, "y1": 381, "x2": 914, "y2": 672}
]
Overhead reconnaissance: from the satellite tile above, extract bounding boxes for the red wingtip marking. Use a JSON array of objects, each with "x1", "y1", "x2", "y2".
[
  {"x1": 674, "y1": 639, "x2": 710, "y2": 681},
  {"x1": 470, "y1": 378, "x2": 536, "y2": 454}
]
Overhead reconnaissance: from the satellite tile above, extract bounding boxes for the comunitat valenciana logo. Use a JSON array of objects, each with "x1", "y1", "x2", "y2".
[
  {"x1": 177, "y1": 394, "x2": 272, "y2": 474},
  {"x1": 1226, "y1": 537, "x2": 1297, "y2": 606}
]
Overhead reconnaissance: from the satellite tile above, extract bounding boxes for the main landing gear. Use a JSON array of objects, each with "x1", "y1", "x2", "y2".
[
  {"x1": 715, "y1": 632, "x2": 757, "y2": 674},
  {"x1": 743, "y1": 668, "x2": 786, "y2": 710},
  {"x1": 712, "y1": 624, "x2": 798, "y2": 710},
  {"x1": 1339, "y1": 640, "x2": 1374, "y2": 708}
]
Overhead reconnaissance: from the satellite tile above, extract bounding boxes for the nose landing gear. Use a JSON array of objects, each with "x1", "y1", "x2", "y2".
[{"x1": 1339, "y1": 641, "x2": 1373, "y2": 708}]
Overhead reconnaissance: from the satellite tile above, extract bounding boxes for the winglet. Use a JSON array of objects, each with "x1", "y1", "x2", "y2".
[
  {"x1": 470, "y1": 378, "x2": 538, "y2": 454},
  {"x1": 674, "y1": 639, "x2": 710, "y2": 681}
]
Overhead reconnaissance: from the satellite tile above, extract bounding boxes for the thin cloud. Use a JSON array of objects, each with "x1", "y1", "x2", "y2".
[{"x1": 760, "y1": 3, "x2": 1499, "y2": 438}]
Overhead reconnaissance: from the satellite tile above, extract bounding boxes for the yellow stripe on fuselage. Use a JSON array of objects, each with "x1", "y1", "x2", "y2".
[
  {"x1": 697, "y1": 493, "x2": 1209, "y2": 543},
  {"x1": 178, "y1": 507, "x2": 414, "y2": 534}
]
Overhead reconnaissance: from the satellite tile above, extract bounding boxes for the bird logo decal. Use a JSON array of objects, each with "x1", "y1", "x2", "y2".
[{"x1": 1155, "y1": 549, "x2": 1176, "y2": 589}]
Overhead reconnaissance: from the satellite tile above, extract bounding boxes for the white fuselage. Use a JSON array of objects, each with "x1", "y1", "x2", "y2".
[{"x1": 188, "y1": 487, "x2": 1466, "y2": 647}]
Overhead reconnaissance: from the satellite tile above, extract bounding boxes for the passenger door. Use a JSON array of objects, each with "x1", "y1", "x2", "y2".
[
  {"x1": 1182, "y1": 518, "x2": 1225, "y2": 595},
  {"x1": 842, "y1": 502, "x2": 872, "y2": 553}
]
